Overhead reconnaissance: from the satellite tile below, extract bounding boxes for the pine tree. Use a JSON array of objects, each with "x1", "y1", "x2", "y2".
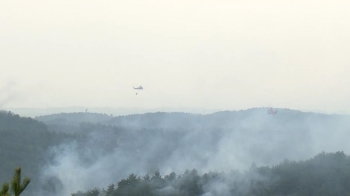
[
  {"x1": 1, "y1": 168, "x2": 30, "y2": 196},
  {"x1": 10, "y1": 168, "x2": 30, "y2": 196},
  {"x1": 105, "y1": 184, "x2": 115, "y2": 196},
  {"x1": 0, "y1": 183, "x2": 10, "y2": 196}
]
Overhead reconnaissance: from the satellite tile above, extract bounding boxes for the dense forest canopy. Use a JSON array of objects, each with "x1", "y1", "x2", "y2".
[
  {"x1": 72, "y1": 151, "x2": 350, "y2": 196},
  {"x1": 1, "y1": 108, "x2": 350, "y2": 195}
]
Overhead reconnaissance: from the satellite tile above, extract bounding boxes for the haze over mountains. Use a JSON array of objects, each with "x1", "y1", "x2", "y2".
[
  {"x1": 5, "y1": 107, "x2": 221, "y2": 118},
  {"x1": 1, "y1": 108, "x2": 350, "y2": 195},
  {"x1": 2, "y1": 0, "x2": 350, "y2": 195}
]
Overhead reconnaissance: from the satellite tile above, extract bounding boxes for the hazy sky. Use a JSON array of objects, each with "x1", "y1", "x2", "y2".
[{"x1": 1, "y1": 0, "x2": 350, "y2": 113}]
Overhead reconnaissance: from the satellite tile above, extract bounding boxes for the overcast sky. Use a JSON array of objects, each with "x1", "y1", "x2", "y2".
[{"x1": 1, "y1": 0, "x2": 350, "y2": 113}]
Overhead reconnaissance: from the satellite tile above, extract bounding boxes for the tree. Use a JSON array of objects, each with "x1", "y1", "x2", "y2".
[
  {"x1": 0, "y1": 168, "x2": 30, "y2": 196},
  {"x1": 105, "y1": 184, "x2": 115, "y2": 196},
  {"x1": 10, "y1": 168, "x2": 30, "y2": 196},
  {"x1": 86, "y1": 188, "x2": 99, "y2": 196},
  {"x1": 0, "y1": 183, "x2": 10, "y2": 196},
  {"x1": 151, "y1": 171, "x2": 164, "y2": 189}
]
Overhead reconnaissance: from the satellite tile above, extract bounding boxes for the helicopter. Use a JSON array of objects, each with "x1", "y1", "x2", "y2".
[
  {"x1": 133, "y1": 85, "x2": 143, "y2": 95},
  {"x1": 133, "y1": 86, "x2": 143, "y2": 90}
]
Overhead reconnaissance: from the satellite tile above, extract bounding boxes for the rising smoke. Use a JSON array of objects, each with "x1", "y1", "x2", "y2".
[{"x1": 36, "y1": 109, "x2": 350, "y2": 195}]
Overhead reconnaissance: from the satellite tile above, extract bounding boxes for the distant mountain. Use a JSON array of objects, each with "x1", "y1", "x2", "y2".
[
  {"x1": 34, "y1": 107, "x2": 350, "y2": 137},
  {"x1": 35, "y1": 112, "x2": 113, "y2": 124},
  {"x1": 104, "y1": 107, "x2": 349, "y2": 130},
  {"x1": 35, "y1": 112, "x2": 114, "y2": 133},
  {"x1": 6, "y1": 107, "x2": 219, "y2": 118}
]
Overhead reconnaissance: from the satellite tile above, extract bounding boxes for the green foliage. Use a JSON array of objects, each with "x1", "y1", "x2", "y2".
[
  {"x1": 0, "y1": 168, "x2": 30, "y2": 196},
  {"x1": 0, "y1": 183, "x2": 10, "y2": 196},
  {"x1": 10, "y1": 168, "x2": 30, "y2": 196}
]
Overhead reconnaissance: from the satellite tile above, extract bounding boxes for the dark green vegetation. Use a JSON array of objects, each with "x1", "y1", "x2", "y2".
[
  {"x1": 0, "y1": 111, "x2": 74, "y2": 193},
  {"x1": 72, "y1": 151, "x2": 350, "y2": 196},
  {"x1": 0, "y1": 111, "x2": 126, "y2": 195},
  {"x1": 1, "y1": 167, "x2": 30, "y2": 196},
  {"x1": 2, "y1": 108, "x2": 350, "y2": 195}
]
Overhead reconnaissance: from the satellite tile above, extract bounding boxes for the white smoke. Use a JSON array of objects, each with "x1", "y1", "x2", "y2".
[{"x1": 37, "y1": 109, "x2": 350, "y2": 195}]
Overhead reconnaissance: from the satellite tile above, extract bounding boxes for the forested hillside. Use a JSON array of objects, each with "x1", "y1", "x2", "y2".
[
  {"x1": 72, "y1": 151, "x2": 350, "y2": 196},
  {"x1": 34, "y1": 108, "x2": 350, "y2": 195},
  {"x1": 0, "y1": 111, "x2": 75, "y2": 194},
  {"x1": 2, "y1": 109, "x2": 350, "y2": 195}
]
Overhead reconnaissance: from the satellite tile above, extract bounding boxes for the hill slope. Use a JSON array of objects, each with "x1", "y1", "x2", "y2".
[
  {"x1": 0, "y1": 111, "x2": 75, "y2": 194},
  {"x1": 34, "y1": 108, "x2": 350, "y2": 195}
]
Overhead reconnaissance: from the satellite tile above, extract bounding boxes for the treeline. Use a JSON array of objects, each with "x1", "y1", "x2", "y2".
[
  {"x1": 35, "y1": 112, "x2": 114, "y2": 134},
  {"x1": 72, "y1": 151, "x2": 350, "y2": 196}
]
